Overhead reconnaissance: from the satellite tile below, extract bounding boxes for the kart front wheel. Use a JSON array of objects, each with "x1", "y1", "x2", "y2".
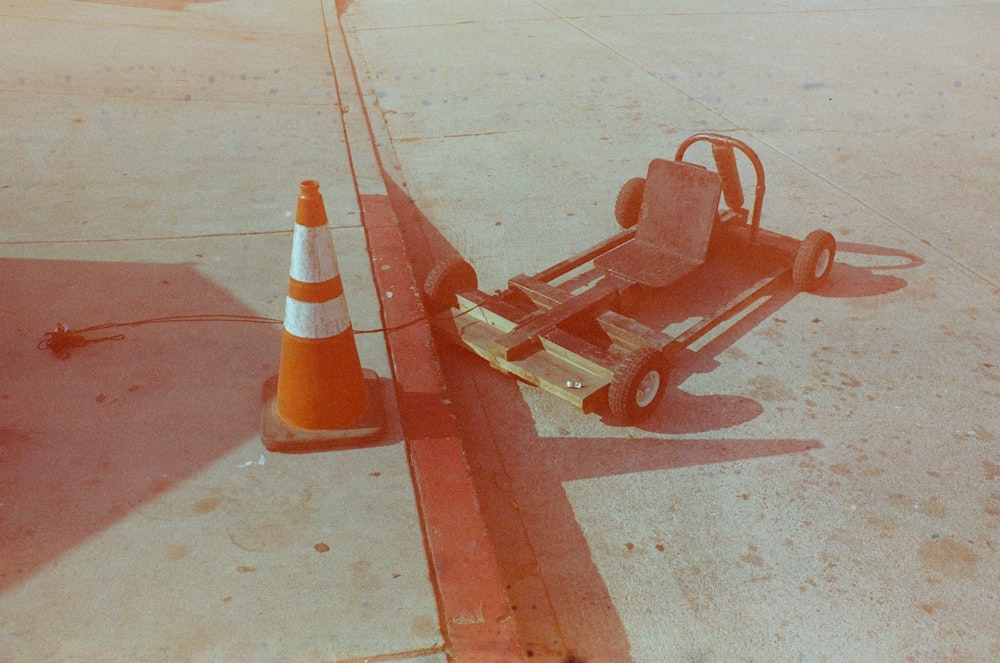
[
  {"x1": 424, "y1": 258, "x2": 477, "y2": 314},
  {"x1": 608, "y1": 347, "x2": 668, "y2": 423}
]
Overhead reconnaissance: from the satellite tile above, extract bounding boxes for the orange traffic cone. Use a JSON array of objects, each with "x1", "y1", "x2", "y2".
[{"x1": 261, "y1": 180, "x2": 384, "y2": 452}]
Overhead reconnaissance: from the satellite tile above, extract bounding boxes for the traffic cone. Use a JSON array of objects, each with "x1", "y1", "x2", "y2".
[{"x1": 261, "y1": 180, "x2": 384, "y2": 452}]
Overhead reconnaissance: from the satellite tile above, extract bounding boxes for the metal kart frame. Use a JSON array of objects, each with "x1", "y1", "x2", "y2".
[{"x1": 423, "y1": 132, "x2": 836, "y2": 424}]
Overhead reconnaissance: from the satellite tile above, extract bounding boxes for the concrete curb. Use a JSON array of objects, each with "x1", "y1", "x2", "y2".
[{"x1": 323, "y1": 2, "x2": 524, "y2": 660}]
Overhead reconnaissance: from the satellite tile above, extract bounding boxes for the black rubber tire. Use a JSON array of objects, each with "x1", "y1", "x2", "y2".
[
  {"x1": 608, "y1": 347, "x2": 669, "y2": 423},
  {"x1": 792, "y1": 230, "x2": 836, "y2": 292},
  {"x1": 614, "y1": 177, "x2": 645, "y2": 229},
  {"x1": 424, "y1": 258, "x2": 478, "y2": 313}
]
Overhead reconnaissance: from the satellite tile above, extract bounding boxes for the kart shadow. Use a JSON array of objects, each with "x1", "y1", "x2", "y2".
[
  {"x1": 383, "y1": 171, "x2": 923, "y2": 661},
  {"x1": 385, "y1": 171, "x2": 924, "y2": 435},
  {"x1": 605, "y1": 237, "x2": 923, "y2": 433},
  {"x1": 439, "y1": 341, "x2": 821, "y2": 662}
]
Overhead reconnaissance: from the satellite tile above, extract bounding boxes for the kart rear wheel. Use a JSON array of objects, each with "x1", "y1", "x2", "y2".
[
  {"x1": 792, "y1": 230, "x2": 836, "y2": 292},
  {"x1": 614, "y1": 177, "x2": 645, "y2": 229},
  {"x1": 609, "y1": 347, "x2": 668, "y2": 423},
  {"x1": 424, "y1": 258, "x2": 477, "y2": 314}
]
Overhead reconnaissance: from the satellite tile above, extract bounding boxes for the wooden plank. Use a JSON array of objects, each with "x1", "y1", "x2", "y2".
[
  {"x1": 445, "y1": 311, "x2": 611, "y2": 412},
  {"x1": 488, "y1": 278, "x2": 620, "y2": 361},
  {"x1": 434, "y1": 288, "x2": 619, "y2": 415},
  {"x1": 597, "y1": 310, "x2": 674, "y2": 352},
  {"x1": 540, "y1": 328, "x2": 616, "y2": 381},
  {"x1": 491, "y1": 348, "x2": 609, "y2": 413},
  {"x1": 510, "y1": 273, "x2": 673, "y2": 352},
  {"x1": 508, "y1": 274, "x2": 564, "y2": 309},
  {"x1": 510, "y1": 273, "x2": 634, "y2": 307},
  {"x1": 455, "y1": 290, "x2": 531, "y2": 334},
  {"x1": 453, "y1": 317, "x2": 510, "y2": 365}
]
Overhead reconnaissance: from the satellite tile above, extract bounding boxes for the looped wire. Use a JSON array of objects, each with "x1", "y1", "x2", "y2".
[{"x1": 38, "y1": 324, "x2": 126, "y2": 360}]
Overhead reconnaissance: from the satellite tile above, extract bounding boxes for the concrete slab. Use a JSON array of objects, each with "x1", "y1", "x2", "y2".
[
  {"x1": 1, "y1": 1, "x2": 449, "y2": 661},
  {"x1": 2, "y1": 1, "x2": 353, "y2": 242},
  {"x1": 344, "y1": 1, "x2": 1000, "y2": 660},
  {"x1": 350, "y1": 9, "x2": 726, "y2": 292},
  {"x1": 1, "y1": 435, "x2": 439, "y2": 661},
  {"x1": 569, "y1": 4, "x2": 1000, "y2": 282},
  {"x1": 0, "y1": 237, "x2": 444, "y2": 661},
  {"x1": 4, "y1": 0, "x2": 997, "y2": 658}
]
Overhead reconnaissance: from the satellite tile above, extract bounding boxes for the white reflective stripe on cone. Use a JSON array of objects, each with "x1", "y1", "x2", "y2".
[
  {"x1": 289, "y1": 225, "x2": 339, "y2": 283},
  {"x1": 284, "y1": 296, "x2": 352, "y2": 339}
]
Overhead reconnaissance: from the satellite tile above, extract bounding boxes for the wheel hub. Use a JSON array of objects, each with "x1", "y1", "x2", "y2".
[
  {"x1": 814, "y1": 248, "x2": 831, "y2": 279},
  {"x1": 635, "y1": 370, "x2": 661, "y2": 408}
]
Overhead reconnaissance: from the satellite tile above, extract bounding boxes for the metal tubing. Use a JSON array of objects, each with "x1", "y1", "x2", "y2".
[
  {"x1": 531, "y1": 227, "x2": 635, "y2": 284},
  {"x1": 675, "y1": 132, "x2": 766, "y2": 242}
]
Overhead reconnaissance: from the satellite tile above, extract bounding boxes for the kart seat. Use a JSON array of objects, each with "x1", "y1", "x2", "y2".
[{"x1": 595, "y1": 158, "x2": 722, "y2": 288}]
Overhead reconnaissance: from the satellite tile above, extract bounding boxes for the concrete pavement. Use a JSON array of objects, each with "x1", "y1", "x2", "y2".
[
  {"x1": 2, "y1": 0, "x2": 998, "y2": 661},
  {"x1": 342, "y1": 1, "x2": 999, "y2": 661},
  {"x1": 1, "y1": 1, "x2": 516, "y2": 661}
]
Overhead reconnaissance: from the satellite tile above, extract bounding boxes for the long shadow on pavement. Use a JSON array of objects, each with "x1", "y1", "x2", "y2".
[
  {"x1": 384, "y1": 172, "x2": 923, "y2": 661},
  {"x1": 0, "y1": 257, "x2": 280, "y2": 594},
  {"x1": 442, "y1": 343, "x2": 821, "y2": 661}
]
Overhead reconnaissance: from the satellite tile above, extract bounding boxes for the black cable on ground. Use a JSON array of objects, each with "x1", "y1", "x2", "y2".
[{"x1": 37, "y1": 298, "x2": 491, "y2": 359}]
